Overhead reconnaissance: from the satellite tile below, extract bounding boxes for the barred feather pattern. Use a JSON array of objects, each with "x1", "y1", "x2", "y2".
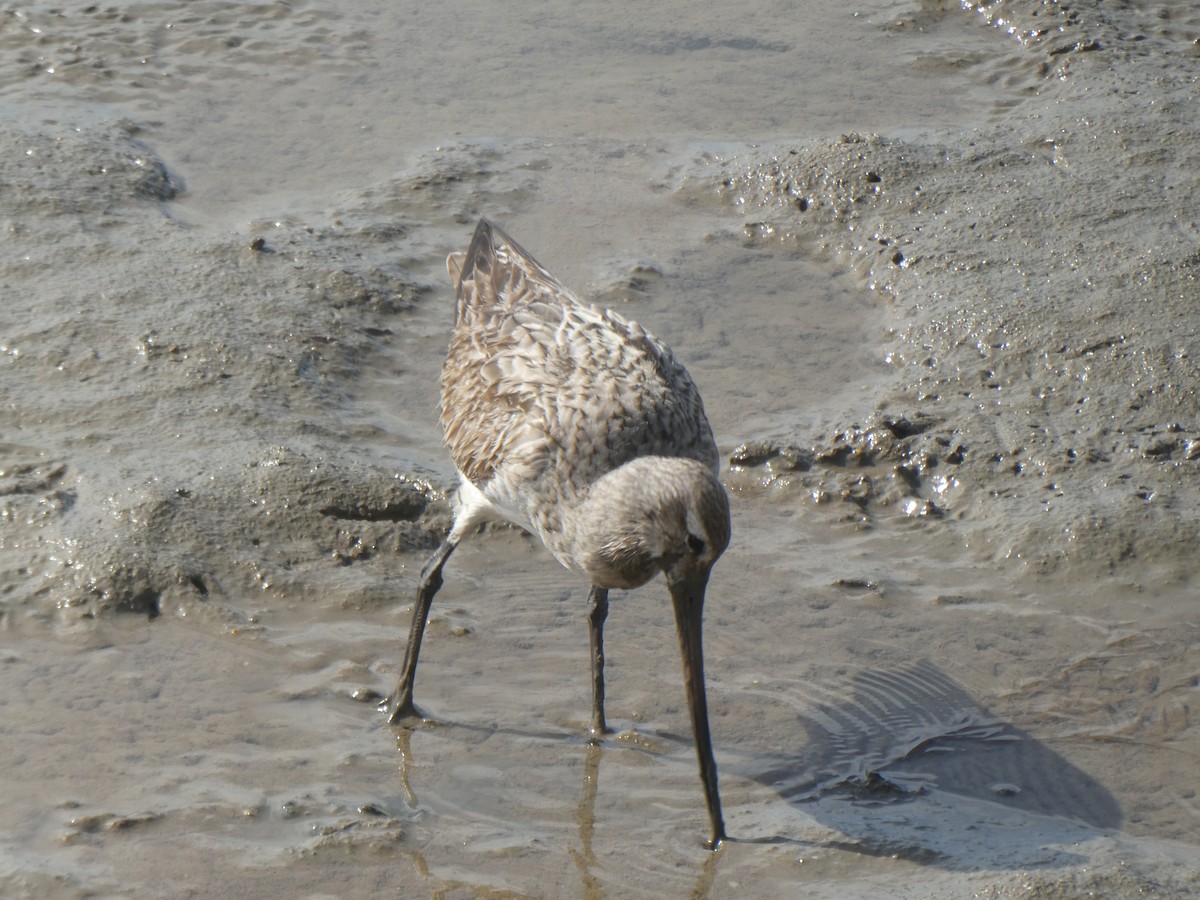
[{"x1": 438, "y1": 219, "x2": 719, "y2": 566}]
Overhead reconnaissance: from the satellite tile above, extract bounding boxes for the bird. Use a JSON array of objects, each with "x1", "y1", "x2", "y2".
[{"x1": 384, "y1": 217, "x2": 730, "y2": 849}]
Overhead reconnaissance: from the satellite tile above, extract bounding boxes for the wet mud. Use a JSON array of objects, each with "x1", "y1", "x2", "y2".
[{"x1": 2, "y1": 0, "x2": 1200, "y2": 897}]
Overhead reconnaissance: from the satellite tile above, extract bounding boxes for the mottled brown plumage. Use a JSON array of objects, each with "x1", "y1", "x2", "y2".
[{"x1": 385, "y1": 218, "x2": 729, "y2": 849}]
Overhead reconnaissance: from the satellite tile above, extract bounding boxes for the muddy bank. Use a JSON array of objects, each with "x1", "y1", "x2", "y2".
[
  {"x1": 2, "y1": 0, "x2": 1200, "y2": 897},
  {"x1": 1, "y1": 120, "x2": 474, "y2": 627},
  {"x1": 698, "y1": 0, "x2": 1200, "y2": 589}
]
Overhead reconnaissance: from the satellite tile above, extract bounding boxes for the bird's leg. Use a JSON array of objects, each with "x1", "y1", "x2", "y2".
[
  {"x1": 587, "y1": 586, "x2": 610, "y2": 738},
  {"x1": 385, "y1": 537, "x2": 457, "y2": 724}
]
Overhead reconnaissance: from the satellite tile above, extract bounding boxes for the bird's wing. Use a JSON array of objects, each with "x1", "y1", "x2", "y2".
[
  {"x1": 452, "y1": 218, "x2": 582, "y2": 323},
  {"x1": 440, "y1": 220, "x2": 718, "y2": 491}
]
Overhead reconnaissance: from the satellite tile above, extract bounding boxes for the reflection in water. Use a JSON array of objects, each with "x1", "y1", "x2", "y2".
[
  {"x1": 571, "y1": 741, "x2": 603, "y2": 898},
  {"x1": 569, "y1": 739, "x2": 726, "y2": 898},
  {"x1": 392, "y1": 721, "x2": 733, "y2": 895},
  {"x1": 690, "y1": 839, "x2": 723, "y2": 899},
  {"x1": 394, "y1": 727, "x2": 420, "y2": 809}
]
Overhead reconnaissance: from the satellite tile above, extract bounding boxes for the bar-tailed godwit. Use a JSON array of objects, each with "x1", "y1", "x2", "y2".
[{"x1": 385, "y1": 218, "x2": 729, "y2": 848}]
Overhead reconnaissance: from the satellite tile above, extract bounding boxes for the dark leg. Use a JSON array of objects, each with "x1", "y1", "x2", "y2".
[
  {"x1": 587, "y1": 586, "x2": 610, "y2": 738},
  {"x1": 385, "y1": 537, "x2": 457, "y2": 724}
]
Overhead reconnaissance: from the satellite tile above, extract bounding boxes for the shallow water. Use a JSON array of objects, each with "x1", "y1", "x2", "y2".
[{"x1": 3, "y1": 0, "x2": 1200, "y2": 897}]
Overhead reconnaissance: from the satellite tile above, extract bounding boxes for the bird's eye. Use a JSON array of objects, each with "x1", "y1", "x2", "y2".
[{"x1": 687, "y1": 534, "x2": 706, "y2": 555}]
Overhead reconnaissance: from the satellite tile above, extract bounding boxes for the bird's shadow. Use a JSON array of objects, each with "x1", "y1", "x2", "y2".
[{"x1": 727, "y1": 660, "x2": 1121, "y2": 871}]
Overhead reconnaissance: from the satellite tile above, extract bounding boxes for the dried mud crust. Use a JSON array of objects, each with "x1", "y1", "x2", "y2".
[{"x1": 711, "y1": 0, "x2": 1200, "y2": 577}]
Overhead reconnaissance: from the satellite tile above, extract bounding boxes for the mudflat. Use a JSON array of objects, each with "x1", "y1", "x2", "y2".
[{"x1": 2, "y1": 1, "x2": 1198, "y2": 896}]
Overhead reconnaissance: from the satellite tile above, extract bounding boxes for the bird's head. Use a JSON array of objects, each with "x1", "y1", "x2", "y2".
[{"x1": 574, "y1": 456, "x2": 730, "y2": 592}]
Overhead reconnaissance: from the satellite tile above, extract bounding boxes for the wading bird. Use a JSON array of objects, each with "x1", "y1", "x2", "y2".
[{"x1": 385, "y1": 218, "x2": 729, "y2": 848}]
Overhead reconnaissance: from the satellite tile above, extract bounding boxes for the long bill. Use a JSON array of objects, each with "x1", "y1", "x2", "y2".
[{"x1": 669, "y1": 570, "x2": 726, "y2": 850}]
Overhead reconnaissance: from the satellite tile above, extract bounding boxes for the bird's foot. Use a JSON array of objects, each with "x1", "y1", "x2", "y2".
[
  {"x1": 381, "y1": 693, "x2": 432, "y2": 726},
  {"x1": 586, "y1": 720, "x2": 612, "y2": 744}
]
